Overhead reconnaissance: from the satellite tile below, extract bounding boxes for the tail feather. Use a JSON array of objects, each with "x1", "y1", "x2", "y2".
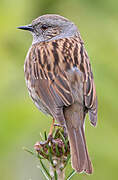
[
  {"x1": 81, "y1": 125, "x2": 93, "y2": 174},
  {"x1": 64, "y1": 104, "x2": 93, "y2": 174},
  {"x1": 70, "y1": 126, "x2": 86, "y2": 172},
  {"x1": 67, "y1": 124, "x2": 92, "y2": 174}
]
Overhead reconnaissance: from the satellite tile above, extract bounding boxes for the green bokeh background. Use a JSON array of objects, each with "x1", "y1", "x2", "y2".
[{"x1": 0, "y1": 0, "x2": 118, "y2": 179}]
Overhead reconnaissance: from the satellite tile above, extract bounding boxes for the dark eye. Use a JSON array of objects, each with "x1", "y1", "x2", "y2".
[{"x1": 41, "y1": 24, "x2": 48, "y2": 30}]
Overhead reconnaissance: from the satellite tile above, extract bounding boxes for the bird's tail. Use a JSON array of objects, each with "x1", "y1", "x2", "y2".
[{"x1": 64, "y1": 104, "x2": 92, "y2": 174}]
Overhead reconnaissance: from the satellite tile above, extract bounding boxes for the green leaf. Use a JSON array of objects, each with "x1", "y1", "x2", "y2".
[
  {"x1": 55, "y1": 143, "x2": 60, "y2": 157},
  {"x1": 62, "y1": 154, "x2": 71, "y2": 170},
  {"x1": 23, "y1": 147, "x2": 34, "y2": 155},
  {"x1": 37, "y1": 153, "x2": 44, "y2": 160},
  {"x1": 50, "y1": 143, "x2": 54, "y2": 154},
  {"x1": 59, "y1": 131, "x2": 68, "y2": 150},
  {"x1": 44, "y1": 131, "x2": 47, "y2": 141},
  {"x1": 38, "y1": 156, "x2": 52, "y2": 179},
  {"x1": 38, "y1": 165, "x2": 50, "y2": 180},
  {"x1": 40, "y1": 132, "x2": 44, "y2": 141},
  {"x1": 66, "y1": 170, "x2": 76, "y2": 180},
  {"x1": 48, "y1": 146, "x2": 54, "y2": 165},
  {"x1": 54, "y1": 128, "x2": 61, "y2": 139},
  {"x1": 54, "y1": 170, "x2": 58, "y2": 180},
  {"x1": 62, "y1": 146, "x2": 65, "y2": 155}
]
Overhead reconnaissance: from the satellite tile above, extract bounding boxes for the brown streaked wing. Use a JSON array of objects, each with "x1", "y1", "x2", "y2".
[
  {"x1": 79, "y1": 45, "x2": 97, "y2": 126},
  {"x1": 28, "y1": 40, "x2": 74, "y2": 123}
]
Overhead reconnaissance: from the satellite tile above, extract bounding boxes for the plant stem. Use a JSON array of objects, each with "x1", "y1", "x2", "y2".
[{"x1": 49, "y1": 157, "x2": 65, "y2": 180}]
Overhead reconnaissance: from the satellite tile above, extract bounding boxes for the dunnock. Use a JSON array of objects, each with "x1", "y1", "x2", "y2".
[{"x1": 18, "y1": 14, "x2": 97, "y2": 174}]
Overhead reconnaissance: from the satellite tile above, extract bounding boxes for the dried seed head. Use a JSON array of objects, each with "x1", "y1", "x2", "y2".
[{"x1": 34, "y1": 127, "x2": 70, "y2": 162}]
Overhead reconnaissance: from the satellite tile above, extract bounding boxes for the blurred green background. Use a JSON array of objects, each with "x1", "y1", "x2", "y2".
[{"x1": 0, "y1": 0, "x2": 118, "y2": 179}]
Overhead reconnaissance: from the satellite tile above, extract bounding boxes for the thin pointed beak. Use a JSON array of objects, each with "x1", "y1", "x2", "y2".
[{"x1": 17, "y1": 24, "x2": 33, "y2": 32}]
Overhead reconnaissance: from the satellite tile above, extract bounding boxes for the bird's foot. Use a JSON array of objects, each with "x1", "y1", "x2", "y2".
[{"x1": 54, "y1": 123, "x2": 64, "y2": 128}]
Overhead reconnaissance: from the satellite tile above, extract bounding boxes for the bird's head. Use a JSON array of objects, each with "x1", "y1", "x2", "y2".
[{"x1": 17, "y1": 14, "x2": 78, "y2": 44}]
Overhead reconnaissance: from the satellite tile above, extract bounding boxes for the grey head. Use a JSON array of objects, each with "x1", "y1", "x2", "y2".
[{"x1": 17, "y1": 14, "x2": 79, "y2": 44}]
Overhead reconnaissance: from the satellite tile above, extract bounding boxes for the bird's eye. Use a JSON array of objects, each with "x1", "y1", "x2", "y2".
[{"x1": 41, "y1": 24, "x2": 48, "y2": 31}]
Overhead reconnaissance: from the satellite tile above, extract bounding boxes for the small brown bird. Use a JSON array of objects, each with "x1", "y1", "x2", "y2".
[{"x1": 18, "y1": 14, "x2": 97, "y2": 174}]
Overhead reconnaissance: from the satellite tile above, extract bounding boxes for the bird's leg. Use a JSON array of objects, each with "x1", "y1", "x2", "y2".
[
  {"x1": 48, "y1": 119, "x2": 65, "y2": 137},
  {"x1": 36, "y1": 119, "x2": 55, "y2": 147},
  {"x1": 48, "y1": 118, "x2": 55, "y2": 140}
]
